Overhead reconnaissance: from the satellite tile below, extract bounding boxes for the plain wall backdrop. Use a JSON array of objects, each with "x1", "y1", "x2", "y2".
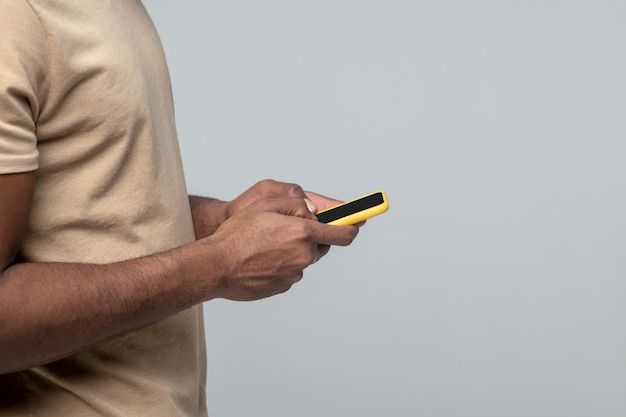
[{"x1": 144, "y1": 1, "x2": 626, "y2": 416}]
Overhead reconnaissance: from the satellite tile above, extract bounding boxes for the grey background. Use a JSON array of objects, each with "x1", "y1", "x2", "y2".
[{"x1": 144, "y1": 1, "x2": 626, "y2": 416}]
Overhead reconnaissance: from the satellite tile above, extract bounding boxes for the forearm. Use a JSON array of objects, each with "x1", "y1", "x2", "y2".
[
  {"x1": 0, "y1": 240, "x2": 224, "y2": 374},
  {"x1": 0, "y1": 186, "x2": 358, "y2": 374}
]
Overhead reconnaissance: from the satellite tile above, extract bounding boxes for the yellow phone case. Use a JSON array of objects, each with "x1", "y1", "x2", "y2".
[{"x1": 316, "y1": 191, "x2": 389, "y2": 226}]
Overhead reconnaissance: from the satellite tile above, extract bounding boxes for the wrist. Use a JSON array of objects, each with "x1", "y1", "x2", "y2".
[
  {"x1": 180, "y1": 237, "x2": 232, "y2": 302},
  {"x1": 188, "y1": 196, "x2": 229, "y2": 239}
]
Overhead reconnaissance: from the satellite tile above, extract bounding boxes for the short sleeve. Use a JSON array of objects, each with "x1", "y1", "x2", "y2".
[{"x1": 0, "y1": 0, "x2": 50, "y2": 174}]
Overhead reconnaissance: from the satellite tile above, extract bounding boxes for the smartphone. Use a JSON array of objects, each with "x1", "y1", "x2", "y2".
[{"x1": 315, "y1": 191, "x2": 389, "y2": 226}]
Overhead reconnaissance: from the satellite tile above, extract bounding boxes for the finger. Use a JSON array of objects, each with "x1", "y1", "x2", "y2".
[
  {"x1": 253, "y1": 179, "x2": 308, "y2": 200},
  {"x1": 303, "y1": 198, "x2": 317, "y2": 213},
  {"x1": 304, "y1": 191, "x2": 343, "y2": 213},
  {"x1": 312, "y1": 244, "x2": 331, "y2": 263},
  {"x1": 257, "y1": 197, "x2": 318, "y2": 220},
  {"x1": 310, "y1": 222, "x2": 360, "y2": 247}
]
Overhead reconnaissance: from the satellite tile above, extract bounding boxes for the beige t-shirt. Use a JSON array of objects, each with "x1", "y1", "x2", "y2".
[{"x1": 0, "y1": 1, "x2": 207, "y2": 415}]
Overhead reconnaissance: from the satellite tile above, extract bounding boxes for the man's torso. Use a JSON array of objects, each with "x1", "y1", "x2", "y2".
[{"x1": 0, "y1": 1, "x2": 207, "y2": 415}]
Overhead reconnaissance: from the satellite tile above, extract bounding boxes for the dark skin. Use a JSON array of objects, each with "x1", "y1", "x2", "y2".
[{"x1": 0, "y1": 175, "x2": 359, "y2": 374}]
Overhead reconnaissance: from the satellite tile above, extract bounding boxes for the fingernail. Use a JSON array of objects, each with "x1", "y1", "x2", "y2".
[{"x1": 304, "y1": 198, "x2": 317, "y2": 213}]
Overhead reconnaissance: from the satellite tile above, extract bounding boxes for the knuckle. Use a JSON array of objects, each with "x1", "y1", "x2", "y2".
[
  {"x1": 291, "y1": 271, "x2": 304, "y2": 283},
  {"x1": 253, "y1": 179, "x2": 305, "y2": 199},
  {"x1": 301, "y1": 250, "x2": 317, "y2": 266},
  {"x1": 255, "y1": 178, "x2": 277, "y2": 190},
  {"x1": 276, "y1": 273, "x2": 302, "y2": 295},
  {"x1": 284, "y1": 183, "x2": 305, "y2": 197},
  {"x1": 290, "y1": 221, "x2": 312, "y2": 240}
]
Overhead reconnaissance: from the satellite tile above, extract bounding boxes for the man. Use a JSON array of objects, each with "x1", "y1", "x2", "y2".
[{"x1": 0, "y1": 1, "x2": 359, "y2": 415}]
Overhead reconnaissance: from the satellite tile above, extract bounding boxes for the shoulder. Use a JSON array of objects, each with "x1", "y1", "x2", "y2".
[
  {"x1": 0, "y1": 0, "x2": 49, "y2": 174},
  {"x1": 0, "y1": 0, "x2": 48, "y2": 50},
  {"x1": 0, "y1": 0, "x2": 50, "y2": 98}
]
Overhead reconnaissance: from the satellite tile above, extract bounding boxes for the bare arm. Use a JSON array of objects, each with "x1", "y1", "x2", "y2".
[
  {"x1": 188, "y1": 179, "x2": 328, "y2": 239},
  {"x1": 188, "y1": 195, "x2": 228, "y2": 239},
  {"x1": 0, "y1": 177, "x2": 358, "y2": 374}
]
